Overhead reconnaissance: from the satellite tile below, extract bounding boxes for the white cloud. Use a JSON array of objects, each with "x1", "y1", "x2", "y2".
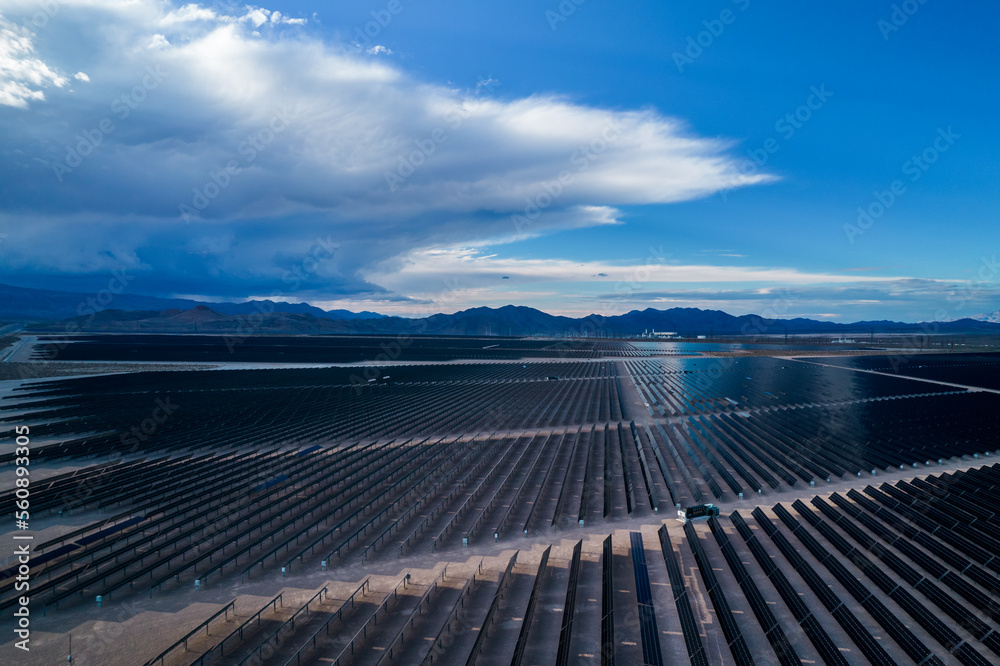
[
  {"x1": 240, "y1": 7, "x2": 269, "y2": 27},
  {"x1": 160, "y1": 3, "x2": 218, "y2": 26},
  {"x1": 236, "y1": 6, "x2": 306, "y2": 28},
  {"x1": 149, "y1": 33, "x2": 170, "y2": 49},
  {"x1": 269, "y1": 10, "x2": 306, "y2": 26},
  {"x1": 368, "y1": 246, "x2": 912, "y2": 293},
  {"x1": 312, "y1": 272, "x2": 996, "y2": 319},
  {"x1": 73, "y1": 71, "x2": 89, "y2": 81},
  {"x1": 0, "y1": 14, "x2": 68, "y2": 108},
  {"x1": 0, "y1": 0, "x2": 784, "y2": 308},
  {"x1": 0, "y1": 1, "x2": 767, "y2": 208}
]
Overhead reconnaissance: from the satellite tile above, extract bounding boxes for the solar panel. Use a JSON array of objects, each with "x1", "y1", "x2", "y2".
[
  {"x1": 682, "y1": 522, "x2": 751, "y2": 666},
  {"x1": 657, "y1": 526, "x2": 707, "y2": 664},
  {"x1": 629, "y1": 532, "x2": 664, "y2": 666}
]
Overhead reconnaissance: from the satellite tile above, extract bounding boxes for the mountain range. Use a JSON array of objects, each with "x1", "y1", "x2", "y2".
[
  {"x1": 970, "y1": 310, "x2": 1000, "y2": 324},
  {"x1": 0, "y1": 283, "x2": 383, "y2": 321},
  {"x1": 4, "y1": 283, "x2": 998, "y2": 337}
]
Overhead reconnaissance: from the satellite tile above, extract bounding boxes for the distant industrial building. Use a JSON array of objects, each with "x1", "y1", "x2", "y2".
[{"x1": 642, "y1": 329, "x2": 678, "y2": 338}]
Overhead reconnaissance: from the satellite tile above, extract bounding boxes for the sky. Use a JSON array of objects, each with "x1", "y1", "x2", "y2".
[{"x1": 0, "y1": 0, "x2": 997, "y2": 322}]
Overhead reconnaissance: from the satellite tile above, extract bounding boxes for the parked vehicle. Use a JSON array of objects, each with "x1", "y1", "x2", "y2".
[{"x1": 680, "y1": 504, "x2": 720, "y2": 520}]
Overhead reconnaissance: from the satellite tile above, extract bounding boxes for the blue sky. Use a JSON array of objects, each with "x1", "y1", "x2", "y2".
[{"x1": 0, "y1": 0, "x2": 997, "y2": 321}]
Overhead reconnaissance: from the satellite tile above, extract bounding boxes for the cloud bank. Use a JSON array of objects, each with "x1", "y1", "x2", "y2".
[{"x1": 0, "y1": 0, "x2": 943, "y2": 321}]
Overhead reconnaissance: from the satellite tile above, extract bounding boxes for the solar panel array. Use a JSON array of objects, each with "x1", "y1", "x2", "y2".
[
  {"x1": 32, "y1": 334, "x2": 667, "y2": 363},
  {"x1": 647, "y1": 392, "x2": 1000, "y2": 501},
  {"x1": 705, "y1": 467, "x2": 1000, "y2": 666},
  {"x1": 1, "y1": 362, "x2": 628, "y2": 462},
  {"x1": 706, "y1": 516, "x2": 800, "y2": 666},
  {"x1": 8, "y1": 467, "x2": 1000, "y2": 664},
  {"x1": 681, "y1": 520, "x2": 753, "y2": 665},
  {"x1": 816, "y1": 352, "x2": 1000, "y2": 390},
  {"x1": 627, "y1": 355, "x2": 957, "y2": 416},
  {"x1": 657, "y1": 525, "x2": 708, "y2": 666},
  {"x1": 0, "y1": 423, "x2": 675, "y2": 614},
  {"x1": 5, "y1": 347, "x2": 1000, "y2": 665}
]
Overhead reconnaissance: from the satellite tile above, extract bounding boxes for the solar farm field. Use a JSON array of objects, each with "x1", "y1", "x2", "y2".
[
  {"x1": 815, "y1": 352, "x2": 1000, "y2": 391},
  {"x1": 29, "y1": 334, "x2": 689, "y2": 363},
  {"x1": 1, "y1": 339, "x2": 999, "y2": 665}
]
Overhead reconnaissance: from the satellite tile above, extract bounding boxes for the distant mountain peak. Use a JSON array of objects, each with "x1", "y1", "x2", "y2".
[
  {"x1": 6, "y1": 283, "x2": 1000, "y2": 336},
  {"x1": 970, "y1": 310, "x2": 1000, "y2": 323},
  {"x1": 0, "y1": 283, "x2": 383, "y2": 322}
]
